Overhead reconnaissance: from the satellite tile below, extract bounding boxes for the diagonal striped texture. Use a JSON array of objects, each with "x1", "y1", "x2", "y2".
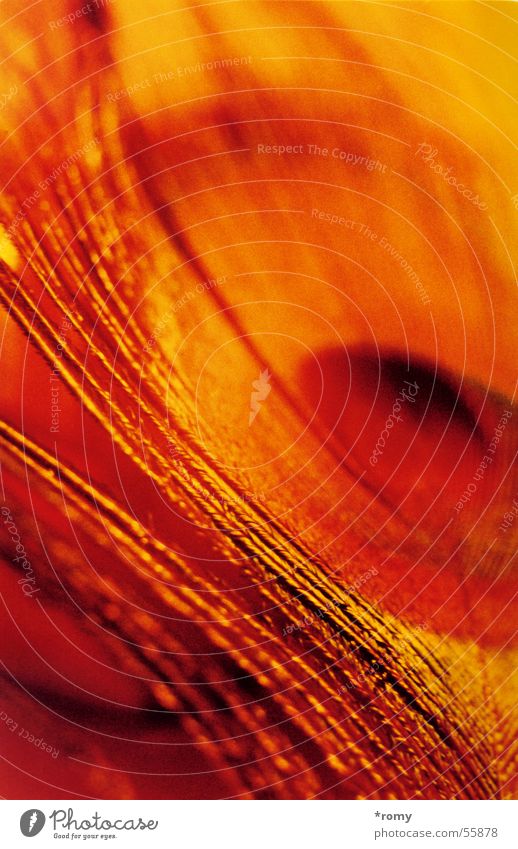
[{"x1": 0, "y1": 1, "x2": 516, "y2": 799}]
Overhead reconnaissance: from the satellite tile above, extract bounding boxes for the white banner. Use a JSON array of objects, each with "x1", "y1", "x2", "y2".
[{"x1": 1, "y1": 800, "x2": 516, "y2": 849}]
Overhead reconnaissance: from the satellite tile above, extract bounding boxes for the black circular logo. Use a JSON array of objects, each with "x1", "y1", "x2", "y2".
[{"x1": 20, "y1": 810, "x2": 46, "y2": 837}]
